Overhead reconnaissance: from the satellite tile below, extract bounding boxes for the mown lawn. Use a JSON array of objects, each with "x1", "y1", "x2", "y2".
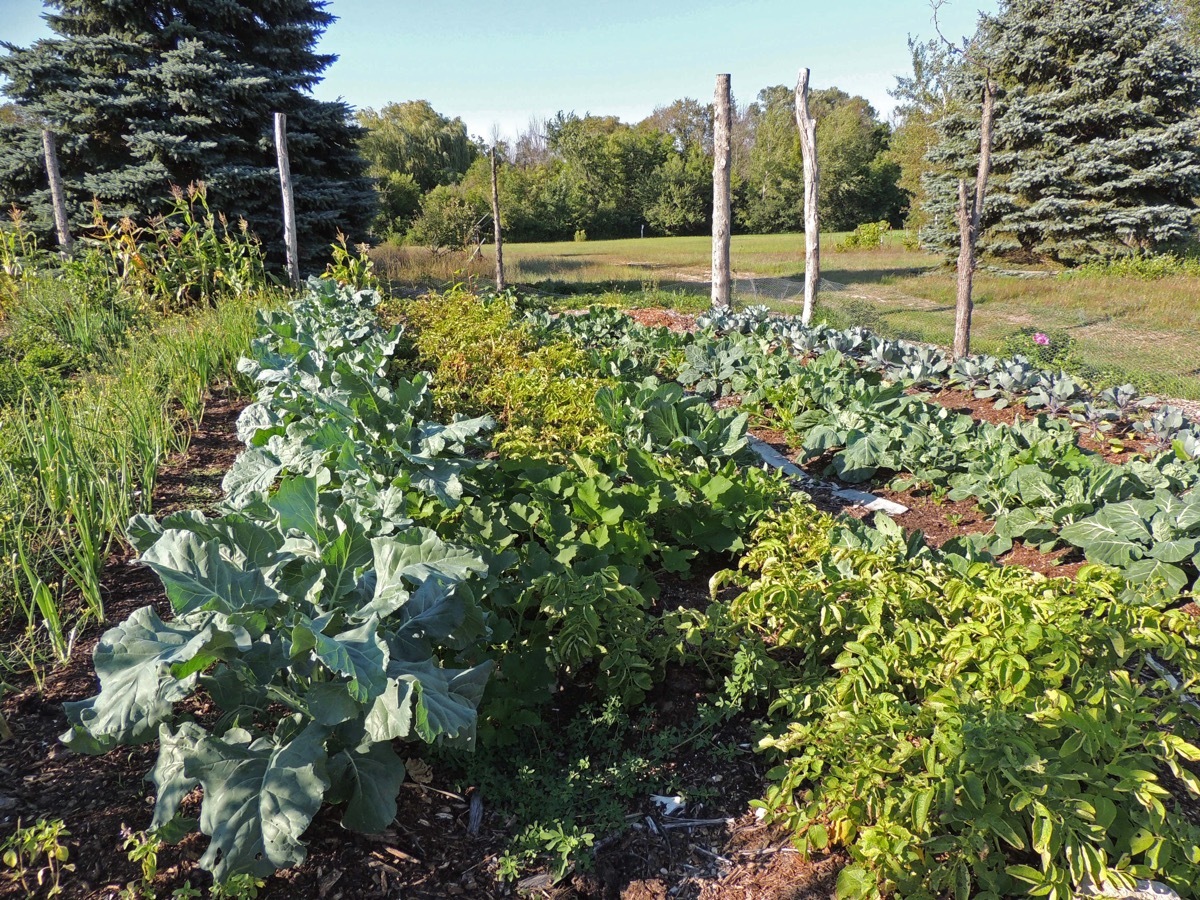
[{"x1": 490, "y1": 233, "x2": 1200, "y2": 399}]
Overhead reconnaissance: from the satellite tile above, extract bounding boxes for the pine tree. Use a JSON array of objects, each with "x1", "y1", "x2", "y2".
[
  {"x1": 0, "y1": 1, "x2": 374, "y2": 268},
  {"x1": 923, "y1": 0, "x2": 1200, "y2": 263}
]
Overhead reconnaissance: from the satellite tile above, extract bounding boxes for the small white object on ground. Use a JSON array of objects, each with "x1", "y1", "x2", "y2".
[
  {"x1": 746, "y1": 437, "x2": 909, "y2": 516},
  {"x1": 650, "y1": 794, "x2": 687, "y2": 816}
]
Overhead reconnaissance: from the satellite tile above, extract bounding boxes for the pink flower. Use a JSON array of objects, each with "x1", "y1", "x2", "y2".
[{"x1": 1033, "y1": 332, "x2": 1050, "y2": 346}]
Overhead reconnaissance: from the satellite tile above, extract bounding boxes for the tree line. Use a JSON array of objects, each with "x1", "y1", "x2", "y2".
[
  {"x1": 358, "y1": 89, "x2": 906, "y2": 248},
  {"x1": 2, "y1": 0, "x2": 1199, "y2": 267}
]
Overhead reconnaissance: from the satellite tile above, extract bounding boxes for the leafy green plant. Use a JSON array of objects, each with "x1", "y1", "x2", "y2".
[
  {"x1": 208, "y1": 873, "x2": 267, "y2": 899},
  {"x1": 715, "y1": 501, "x2": 1200, "y2": 899},
  {"x1": 322, "y1": 231, "x2": 380, "y2": 291},
  {"x1": 62, "y1": 282, "x2": 500, "y2": 886},
  {"x1": 1061, "y1": 491, "x2": 1200, "y2": 592},
  {"x1": 121, "y1": 825, "x2": 162, "y2": 891},
  {"x1": 1, "y1": 818, "x2": 76, "y2": 897},
  {"x1": 835, "y1": 220, "x2": 892, "y2": 251}
]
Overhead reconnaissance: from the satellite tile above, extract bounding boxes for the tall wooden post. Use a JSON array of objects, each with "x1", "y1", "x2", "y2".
[
  {"x1": 794, "y1": 69, "x2": 820, "y2": 326},
  {"x1": 490, "y1": 147, "x2": 506, "y2": 291},
  {"x1": 41, "y1": 129, "x2": 73, "y2": 256},
  {"x1": 952, "y1": 80, "x2": 996, "y2": 360},
  {"x1": 273, "y1": 112, "x2": 301, "y2": 289},
  {"x1": 711, "y1": 73, "x2": 732, "y2": 309}
]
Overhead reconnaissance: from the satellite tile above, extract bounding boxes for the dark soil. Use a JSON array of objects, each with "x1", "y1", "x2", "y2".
[{"x1": 0, "y1": 386, "x2": 841, "y2": 900}]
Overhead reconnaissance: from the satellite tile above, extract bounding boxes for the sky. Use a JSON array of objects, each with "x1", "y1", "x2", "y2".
[{"x1": 0, "y1": 0, "x2": 999, "y2": 140}]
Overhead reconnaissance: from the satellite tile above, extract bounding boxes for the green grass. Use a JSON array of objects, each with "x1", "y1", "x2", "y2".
[{"x1": 483, "y1": 233, "x2": 1200, "y2": 399}]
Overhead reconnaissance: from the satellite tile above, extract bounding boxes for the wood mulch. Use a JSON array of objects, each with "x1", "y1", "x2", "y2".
[{"x1": 625, "y1": 309, "x2": 696, "y2": 334}]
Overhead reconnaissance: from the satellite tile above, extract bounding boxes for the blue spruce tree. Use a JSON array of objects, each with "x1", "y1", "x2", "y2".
[
  {"x1": 0, "y1": 0, "x2": 374, "y2": 268},
  {"x1": 923, "y1": 0, "x2": 1200, "y2": 263}
]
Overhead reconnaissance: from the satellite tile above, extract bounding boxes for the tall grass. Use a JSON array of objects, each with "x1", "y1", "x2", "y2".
[{"x1": 0, "y1": 194, "x2": 276, "y2": 679}]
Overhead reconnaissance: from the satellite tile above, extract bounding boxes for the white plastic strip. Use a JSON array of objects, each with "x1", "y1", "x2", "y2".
[{"x1": 747, "y1": 437, "x2": 909, "y2": 516}]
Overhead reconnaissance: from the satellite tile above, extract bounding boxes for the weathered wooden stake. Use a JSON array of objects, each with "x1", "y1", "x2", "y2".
[
  {"x1": 953, "y1": 178, "x2": 975, "y2": 357},
  {"x1": 490, "y1": 147, "x2": 506, "y2": 291},
  {"x1": 41, "y1": 129, "x2": 73, "y2": 256},
  {"x1": 794, "y1": 69, "x2": 820, "y2": 326},
  {"x1": 952, "y1": 80, "x2": 997, "y2": 359},
  {"x1": 711, "y1": 73, "x2": 732, "y2": 309},
  {"x1": 273, "y1": 112, "x2": 301, "y2": 289}
]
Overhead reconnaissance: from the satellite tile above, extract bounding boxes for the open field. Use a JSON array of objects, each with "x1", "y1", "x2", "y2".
[{"x1": 481, "y1": 233, "x2": 1200, "y2": 399}]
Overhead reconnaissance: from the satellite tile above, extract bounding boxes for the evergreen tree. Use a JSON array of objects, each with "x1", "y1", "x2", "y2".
[
  {"x1": 0, "y1": 0, "x2": 374, "y2": 268},
  {"x1": 923, "y1": 0, "x2": 1200, "y2": 263}
]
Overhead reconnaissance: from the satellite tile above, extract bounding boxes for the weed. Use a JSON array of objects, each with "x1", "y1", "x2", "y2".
[{"x1": 1, "y1": 818, "x2": 76, "y2": 897}]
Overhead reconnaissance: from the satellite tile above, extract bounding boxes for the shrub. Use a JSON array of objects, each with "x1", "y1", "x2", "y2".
[
  {"x1": 836, "y1": 220, "x2": 892, "y2": 251},
  {"x1": 408, "y1": 185, "x2": 484, "y2": 255},
  {"x1": 1063, "y1": 254, "x2": 1200, "y2": 280},
  {"x1": 999, "y1": 326, "x2": 1076, "y2": 370}
]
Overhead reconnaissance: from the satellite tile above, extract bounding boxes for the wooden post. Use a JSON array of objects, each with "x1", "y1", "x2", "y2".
[
  {"x1": 952, "y1": 80, "x2": 997, "y2": 360},
  {"x1": 41, "y1": 129, "x2": 73, "y2": 256},
  {"x1": 953, "y1": 178, "x2": 975, "y2": 358},
  {"x1": 273, "y1": 112, "x2": 301, "y2": 289},
  {"x1": 794, "y1": 69, "x2": 820, "y2": 326},
  {"x1": 711, "y1": 73, "x2": 732, "y2": 309},
  {"x1": 490, "y1": 147, "x2": 506, "y2": 291}
]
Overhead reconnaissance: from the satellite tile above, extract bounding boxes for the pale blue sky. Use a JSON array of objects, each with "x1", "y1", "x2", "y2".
[{"x1": 0, "y1": 0, "x2": 997, "y2": 139}]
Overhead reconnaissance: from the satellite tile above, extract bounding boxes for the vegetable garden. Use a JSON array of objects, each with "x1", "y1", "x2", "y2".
[{"x1": 1, "y1": 261, "x2": 1199, "y2": 898}]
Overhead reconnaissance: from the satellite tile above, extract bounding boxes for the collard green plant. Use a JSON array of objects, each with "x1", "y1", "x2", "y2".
[{"x1": 63, "y1": 281, "x2": 496, "y2": 885}]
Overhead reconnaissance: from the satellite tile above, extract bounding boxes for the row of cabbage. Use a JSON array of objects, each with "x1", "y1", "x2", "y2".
[
  {"x1": 538, "y1": 307, "x2": 1200, "y2": 595},
  {"x1": 700, "y1": 305, "x2": 1200, "y2": 452}
]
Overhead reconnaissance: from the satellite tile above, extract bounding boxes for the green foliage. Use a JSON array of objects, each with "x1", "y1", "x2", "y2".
[
  {"x1": 64, "y1": 281, "x2": 495, "y2": 885},
  {"x1": 0, "y1": 0, "x2": 374, "y2": 268},
  {"x1": 409, "y1": 185, "x2": 486, "y2": 254},
  {"x1": 1063, "y1": 254, "x2": 1200, "y2": 280},
  {"x1": 924, "y1": 0, "x2": 1200, "y2": 262},
  {"x1": 400, "y1": 288, "x2": 535, "y2": 415},
  {"x1": 887, "y1": 37, "x2": 957, "y2": 233},
  {"x1": 998, "y1": 327, "x2": 1076, "y2": 370},
  {"x1": 121, "y1": 825, "x2": 163, "y2": 890},
  {"x1": 453, "y1": 696, "x2": 730, "y2": 884},
  {"x1": 835, "y1": 220, "x2": 892, "y2": 251},
  {"x1": 0, "y1": 279, "x2": 265, "y2": 680},
  {"x1": 357, "y1": 101, "x2": 479, "y2": 236},
  {"x1": 720, "y1": 501, "x2": 1200, "y2": 897},
  {"x1": 321, "y1": 231, "x2": 380, "y2": 292},
  {"x1": 401, "y1": 290, "x2": 613, "y2": 459},
  {"x1": 1, "y1": 818, "x2": 75, "y2": 897},
  {"x1": 738, "y1": 86, "x2": 905, "y2": 234}
]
